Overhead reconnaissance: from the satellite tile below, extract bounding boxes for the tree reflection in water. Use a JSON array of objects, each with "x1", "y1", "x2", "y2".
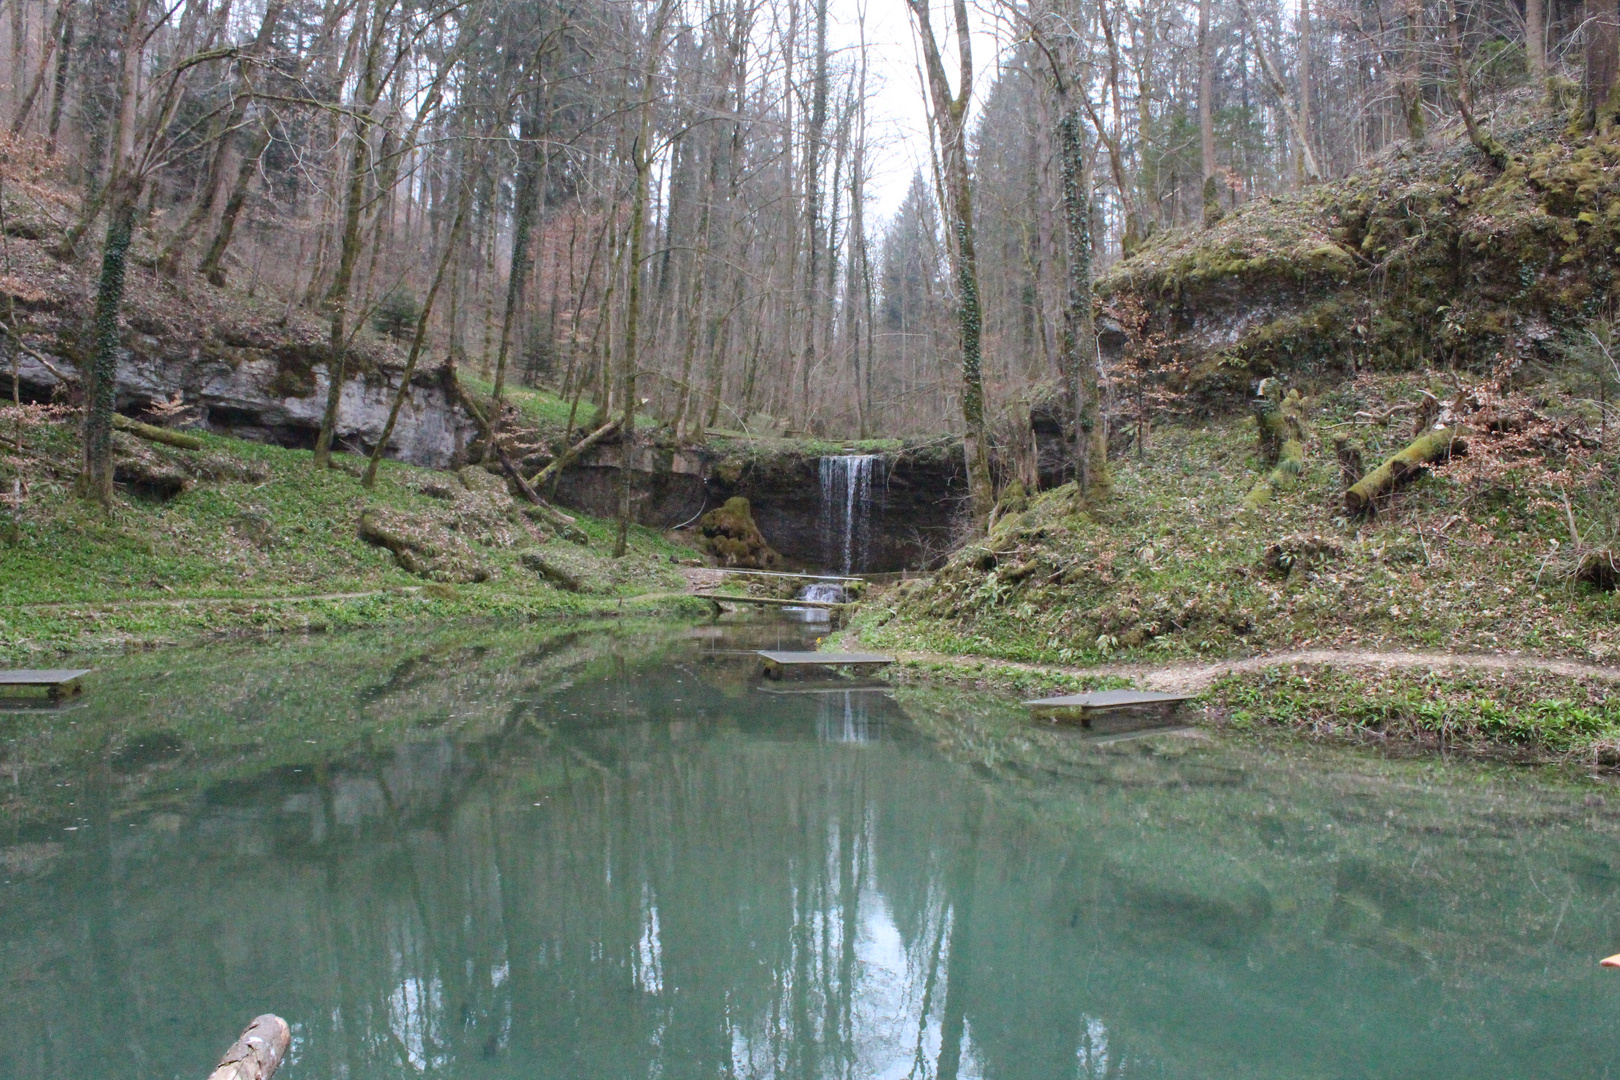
[{"x1": 3, "y1": 622, "x2": 1619, "y2": 1080}]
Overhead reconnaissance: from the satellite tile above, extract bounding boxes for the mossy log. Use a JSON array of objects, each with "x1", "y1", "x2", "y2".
[
  {"x1": 521, "y1": 550, "x2": 584, "y2": 592},
  {"x1": 1253, "y1": 400, "x2": 1288, "y2": 466},
  {"x1": 1345, "y1": 427, "x2": 1465, "y2": 517},
  {"x1": 1244, "y1": 386, "x2": 1308, "y2": 508},
  {"x1": 112, "y1": 414, "x2": 204, "y2": 450},
  {"x1": 528, "y1": 417, "x2": 621, "y2": 488},
  {"x1": 1242, "y1": 437, "x2": 1304, "y2": 509}
]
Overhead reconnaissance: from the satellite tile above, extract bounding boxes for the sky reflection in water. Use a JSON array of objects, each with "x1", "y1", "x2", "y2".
[{"x1": 3, "y1": 619, "x2": 1620, "y2": 1080}]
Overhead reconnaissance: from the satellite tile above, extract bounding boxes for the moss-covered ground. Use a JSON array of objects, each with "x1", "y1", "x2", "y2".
[
  {"x1": 850, "y1": 369, "x2": 1620, "y2": 759},
  {"x1": 0, "y1": 410, "x2": 704, "y2": 661}
]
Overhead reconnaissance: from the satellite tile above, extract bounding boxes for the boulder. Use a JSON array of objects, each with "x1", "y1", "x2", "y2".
[{"x1": 698, "y1": 497, "x2": 782, "y2": 569}]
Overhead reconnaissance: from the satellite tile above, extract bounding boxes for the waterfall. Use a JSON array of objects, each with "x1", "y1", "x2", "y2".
[
  {"x1": 819, "y1": 455, "x2": 879, "y2": 574},
  {"x1": 786, "y1": 582, "x2": 845, "y2": 622}
]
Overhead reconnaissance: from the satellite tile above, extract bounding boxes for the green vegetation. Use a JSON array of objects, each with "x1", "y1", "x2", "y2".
[
  {"x1": 458, "y1": 371, "x2": 586, "y2": 432},
  {"x1": 0, "y1": 411, "x2": 700, "y2": 661},
  {"x1": 1209, "y1": 665, "x2": 1620, "y2": 756},
  {"x1": 859, "y1": 372, "x2": 1619, "y2": 668},
  {"x1": 1101, "y1": 109, "x2": 1620, "y2": 393}
]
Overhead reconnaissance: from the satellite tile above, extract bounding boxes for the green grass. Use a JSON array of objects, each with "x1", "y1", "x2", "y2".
[
  {"x1": 857, "y1": 378, "x2": 1620, "y2": 668},
  {"x1": 460, "y1": 372, "x2": 582, "y2": 430},
  {"x1": 1208, "y1": 665, "x2": 1620, "y2": 756},
  {"x1": 0, "y1": 415, "x2": 702, "y2": 660}
]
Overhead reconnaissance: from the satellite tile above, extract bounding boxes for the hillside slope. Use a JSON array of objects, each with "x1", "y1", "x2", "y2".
[
  {"x1": 1098, "y1": 97, "x2": 1620, "y2": 400},
  {"x1": 0, "y1": 409, "x2": 698, "y2": 660}
]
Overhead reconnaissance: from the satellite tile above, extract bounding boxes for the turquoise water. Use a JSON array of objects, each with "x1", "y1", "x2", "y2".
[{"x1": 3, "y1": 620, "x2": 1620, "y2": 1079}]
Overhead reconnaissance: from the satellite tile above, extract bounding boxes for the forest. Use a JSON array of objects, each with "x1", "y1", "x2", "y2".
[{"x1": 3, "y1": 0, "x2": 1607, "y2": 513}]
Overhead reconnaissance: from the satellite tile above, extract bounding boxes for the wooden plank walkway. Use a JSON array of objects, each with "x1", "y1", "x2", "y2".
[
  {"x1": 1022, "y1": 689, "x2": 1193, "y2": 726},
  {"x1": 0, "y1": 669, "x2": 92, "y2": 699},
  {"x1": 758, "y1": 651, "x2": 895, "y2": 678},
  {"x1": 698, "y1": 593, "x2": 845, "y2": 610}
]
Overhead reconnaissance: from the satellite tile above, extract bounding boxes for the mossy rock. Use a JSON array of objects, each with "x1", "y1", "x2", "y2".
[{"x1": 698, "y1": 497, "x2": 782, "y2": 569}]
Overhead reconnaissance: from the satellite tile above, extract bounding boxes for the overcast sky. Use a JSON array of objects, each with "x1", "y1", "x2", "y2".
[{"x1": 824, "y1": 0, "x2": 1010, "y2": 224}]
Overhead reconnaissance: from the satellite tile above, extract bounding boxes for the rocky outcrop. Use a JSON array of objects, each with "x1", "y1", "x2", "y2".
[
  {"x1": 16, "y1": 342, "x2": 477, "y2": 468},
  {"x1": 548, "y1": 438, "x2": 968, "y2": 571},
  {"x1": 1, "y1": 222, "x2": 478, "y2": 468},
  {"x1": 1096, "y1": 108, "x2": 1608, "y2": 401}
]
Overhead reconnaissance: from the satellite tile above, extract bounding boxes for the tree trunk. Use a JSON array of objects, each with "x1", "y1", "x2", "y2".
[
  {"x1": 907, "y1": 0, "x2": 994, "y2": 525},
  {"x1": 614, "y1": 0, "x2": 675, "y2": 557},
  {"x1": 1587, "y1": 0, "x2": 1620, "y2": 128},
  {"x1": 1236, "y1": 0, "x2": 1322, "y2": 181},
  {"x1": 158, "y1": 0, "x2": 285, "y2": 277},
  {"x1": 1198, "y1": 0, "x2": 1218, "y2": 220},
  {"x1": 313, "y1": 0, "x2": 386, "y2": 469},
  {"x1": 81, "y1": 181, "x2": 140, "y2": 505},
  {"x1": 1057, "y1": 105, "x2": 1108, "y2": 504},
  {"x1": 1298, "y1": 0, "x2": 1314, "y2": 184},
  {"x1": 45, "y1": 8, "x2": 73, "y2": 155},
  {"x1": 1448, "y1": 0, "x2": 1510, "y2": 168},
  {"x1": 362, "y1": 186, "x2": 469, "y2": 487},
  {"x1": 1526, "y1": 0, "x2": 1546, "y2": 84},
  {"x1": 488, "y1": 111, "x2": 544, "y2": 452},
  {"x1": 9, "y1": 1, "x2": 68, "y2": 136}
]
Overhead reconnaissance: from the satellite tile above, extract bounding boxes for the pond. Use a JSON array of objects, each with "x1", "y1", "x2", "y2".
[{"x1": 3, "y1": 618, "x2": 1619, "y2": 1080}]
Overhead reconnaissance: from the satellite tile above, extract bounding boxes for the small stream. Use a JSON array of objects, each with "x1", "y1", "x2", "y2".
[{"x1": 4, "y1": 618, "x2": 1619, "y2": 1079}]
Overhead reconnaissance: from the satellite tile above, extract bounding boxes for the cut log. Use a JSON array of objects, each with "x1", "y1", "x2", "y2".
[
  {"x1": 528, "y1": 417, "x2": 621, "y2": 488},
  {"x1": 205, "y1": 1015, "x2": 290, "y2": 1080},
  {"x1": 112, "y1": 414, "x2": 204, "y2": 450},
  {"x1": 1345, "y1": 426, "x2": 1465, "y2": 517}
]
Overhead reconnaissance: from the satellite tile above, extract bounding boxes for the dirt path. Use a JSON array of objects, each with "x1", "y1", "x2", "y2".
[{"x1": 886, "y1": 646, "x2": 1620, "y2": 694}]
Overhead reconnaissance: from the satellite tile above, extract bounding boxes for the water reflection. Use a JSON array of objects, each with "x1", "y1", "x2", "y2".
[{"x1": 2, "y1": 622, "x2": 1619, "y2": 1080}]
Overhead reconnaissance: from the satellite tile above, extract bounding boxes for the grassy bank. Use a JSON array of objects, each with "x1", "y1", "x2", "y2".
[
  {"x1": 856, "y1": 376, "x2": 1619, "y2": 666},
  {"x1": 0, "y1": 408, "x2": 704, "y2": 661},
  {"x1": 845, "y1": 369, "x2": 1620, "y2": 761}
]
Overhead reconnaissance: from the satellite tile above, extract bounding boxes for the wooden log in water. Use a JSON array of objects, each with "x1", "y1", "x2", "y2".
[{"x1": 206, "y1": 1015, "x2": 290, "y2": 1080}]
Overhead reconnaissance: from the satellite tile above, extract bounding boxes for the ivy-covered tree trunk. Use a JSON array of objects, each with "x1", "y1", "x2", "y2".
[
  {"x1": 81, "y1": 182, "x2": 140, "y2": 505},
  {"x1": 907, "y1": 0, "x2": 994, "y2": 525},
  {"x1": 1057, "y1": 107, "x2": 1108, "y2": 504}
]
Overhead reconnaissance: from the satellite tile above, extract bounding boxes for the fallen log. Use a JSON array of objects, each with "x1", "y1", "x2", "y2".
[
  {"x1": 1243, "y1": 386, "x2": 1308, "y2": 509},
  {"x1": 447, "y1": 369, "x2": 587, "y2": 542},
  {"x1": 1345, "y1": 426, "x2": 1465, "y2": 517},
  {"x1": 113, "y1": 414, "x2": 204, "y2": 450},
  {"x1": 521, "y1": 551, "x2": 585, "y2": 591},
  {"x1": 1242, "y1": 435, "x2": 1304, "y2": 509},
  {"x1": 205, "y1": 1015, "x2": 290, "y2": 1080},
  {"x1": 528, "y1": 417, "x2": 621, "y2": 488}
]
